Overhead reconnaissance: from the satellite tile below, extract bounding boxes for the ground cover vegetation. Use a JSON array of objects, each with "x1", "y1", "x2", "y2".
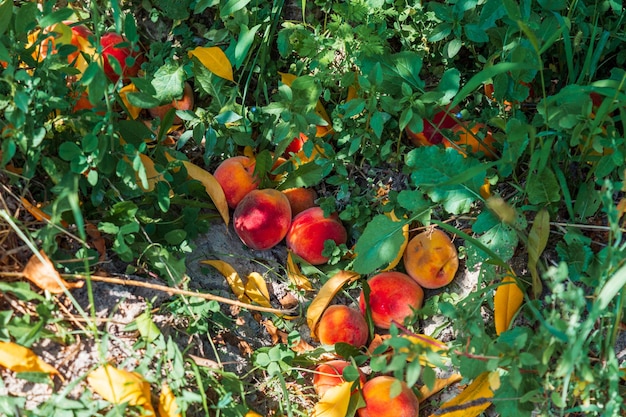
[{"x1": 1, "y1": 0, "x2": 626, "y2": 416}]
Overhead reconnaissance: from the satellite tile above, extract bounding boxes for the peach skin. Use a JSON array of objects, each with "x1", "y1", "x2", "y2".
[
  {"x1": 233, "y1": 189, "x2": 291, "y2": 250},
  {"x1": 317, "y1": 305, "x2": 369, "y2": 347},
  {"x1": 286, "y1": 207, "x2": 347, "y2": 265},
  {"x1": 357, "y1": 376, "x2": 419, "y2": 417},
  {"x1": 403, "y1": 228, "x2": 459, "y2": 289},
  {"x1": 213, "y1": 156, "x2": 259, "y2": 209}
]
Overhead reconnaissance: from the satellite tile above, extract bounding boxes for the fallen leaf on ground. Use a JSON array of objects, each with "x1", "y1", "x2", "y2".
[
  {"x1": 87, "y1": 364, "x2": 155, "y2": 414},
  {"x1": 158, "y1": 382, "x2": 181, "y2": 417},
  {"x1": 311, "y1": 381, "x2": 352, "y2": 417},
  {"x1": 419, "y1": 374, "x2": 462, "y2": 401},
  {"x1": 306, "y1": 270, "x2": 360, "y2": 339},
  {"x1": 243, "y1": 272, "x2": 272, "y2": 308},
  {"x1": 286, "y1": 252, "x2": 313, "y2": 291},
  {"x1": 494, "y1": 275, "x2": 524, "y2": 335},
  {"x1": 429, "y1": 371, "x2": 495, "y2": 417},
  {"x1": 0, "y1": 341, "x2": 59, "y2": 375},
  {"x1": 22, "y1": 250, "x2": 83, "y2": 293},
  {"x1": 201, "y1": 260, "x2": 272, "y2": 308}
]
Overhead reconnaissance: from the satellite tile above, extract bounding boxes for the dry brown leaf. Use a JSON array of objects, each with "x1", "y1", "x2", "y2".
[
  {"x1": 87, "y1": 364, "x2": 155, "y2": 414},
  {"x1": 20, "y1": 197, "x2": 51, "y2": 222},
  {"x1": 158, "y1": 382, "x2": 181, "y2": 417},
  {"x1": 22, "y1": 250, "x2": 83, "y2": 293},
  {"x1": 494, "y1": 275, "x2": 524, "y2": 335},
  {"x1": 0, "y1": 341, "x2": 59, "y2": 375},
  {"x1": 286, "y1": 252, "x2": 313, "y2": 291},
  {"x1": 306, "y1": 270, "x2": 360, "y2": 339},
  {"x1": 311, "y1": 381, "x2": 352, "y2": 417},
  {"x1": 419, "y1": 374, "x2": 463, "y2": 401},
  {"x1": 188, "y1": 46, "x2": 233, "y2": 82},
  {"x1": 86, "y1": 222, "x2": 107, "y2": 261},
  {"x1": 429, "y1": 371, "x2": 495, "y2": 417}
]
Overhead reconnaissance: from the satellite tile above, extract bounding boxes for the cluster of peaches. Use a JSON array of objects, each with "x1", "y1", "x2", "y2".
[
  {"x1": 212, "y1": 147, "x2": 347, "y2": 265},
  {"x1": 311, "y1": 228, "x2": 459, "y2": 416}
]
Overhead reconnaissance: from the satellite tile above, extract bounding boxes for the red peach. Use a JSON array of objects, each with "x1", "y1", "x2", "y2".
[
  {"x1": 148, "y1": 81, "x2": 195, "y2": 124},
  {"x1": 405, "y1": 106, "x2": 461, "y2": 147},
  {"x1": 283, "y1": 132, "x2": 308, "y2": 157},
  {"x1": 359, "y1": 272, "x2": 424, "y2": 329},
  {"x1": 281, "y1": 188, "x2": 317, "y2": 217},
  {"x1": 213, "y1": 156, "x2": 259, "y2": 209},
  {"x1": 357, "y1": 376, "x2": 420, "y2": 417},
  {"x1": 317, "y1": 305, "x2": 368, "y2": 347},
  {"x1": 233, "y1": 189, "x2": 291, "y2": 250},
  {"x1": 286, "y1": 207, "x2": 348, "y2": 265},
  {"x1": 100, "y1": 32, "x2": 143, "y2": 82},
  {"x1": 313, "y1": 360, "x2": 366, "y2": 397}
]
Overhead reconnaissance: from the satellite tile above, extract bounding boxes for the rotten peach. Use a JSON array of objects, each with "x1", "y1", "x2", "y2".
[
  {"x1": 281, "y1": 187, "x2": 317, "y2": 217},
  {"x1": 357, "y1": 376, "x2": 420, "y2": 417},
  {"x1": 213, "y1": 156, "x2": 259, "y2": 209},
  {"x1": 403, "y1": 228, "x2": 459, "y2": 289},
  {"x1": 233, "y1": 189, "x2": 291, "y2": 251},
  {"x1": 286, "y1": 207, "x2": 348, "y2": 265},
  {"x1": 313, "y1": 360, "x2": 366, "y2": 397},
  {"x1": 359, "y1": 271, "x2": 424, "y2": 329},
  {"x1": 317, "y1": 305, "x2": 368, "y2": 347}
]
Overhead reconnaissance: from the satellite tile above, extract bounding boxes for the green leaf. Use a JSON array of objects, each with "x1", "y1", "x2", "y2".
[
  {"x1": 234, "y1": 24, "x2": 261, "y2": 68},
  {"x1": 152, "y1": 63, "x2": 185, "y2": 102},
  {"x1": 396, "y1": 190, "x2": 432, "y2": 225},
  {"x1": 0, "y1": 0, "x2": 14, "y2": 36},
  {"x1": 437, "y1": 68, "x2": 460, "y2": 104},
  {"x1": 526, "y1": 168, "x2": 560, "y2": 205},
  {"x1": 353, "y1": 215, "x2": 408, "y2": 274},
  {"x1": 596, "y1": 263, "x2": 626, "y2": 311},
  {"x1": 58, "y1": 142, "x2": 82, "y2": 161},
  {"x1": 465, "y1": 24, "x2": 490, "y2": 43},
  {"x1": 38, "y1": 7, "x2": 74, "y2": 28},
  {"x1": 220, "y1": 0, "x2": 251, "y2": 17},
  {"x1": 276, "y1": 161, "x2": 326, "y2": 190},
  {"x1": 465, "y1": 221, "x2": 518, "y2": 270},
  {"x1": 528, "y1": 209, "x2": 549, "y2": 299}
]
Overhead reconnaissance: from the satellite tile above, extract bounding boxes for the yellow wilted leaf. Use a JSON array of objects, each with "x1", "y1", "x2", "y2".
[
  {"x1": 311, "y1": 381, "x2": 352, "y2": 417},
  {"x1": 201, "y1": 260, "x2": 248, "y2": 302},
  {"x1": 419, "y1": 374, "x2": 463, "y2": 401},
  {"x1": 244, "y1": 272, "x2": 272, "y2": 308},
  {"x1": 245, "y1": 411, "x2": 264, "y2": 417},
  {"x1": 0, "y1": 341, "x2": 59, "y2": 375},
  {"x1": 20, "y1": 197, "x2": 52, "y2": 222},
  {"x1": 494, "y1": 275, "x2": 524, "y2": 335},
  {"x1": 87, "y1": 364, "x2": 155, "y2": 414},
  {"x1": 381, "y1": 210, "x2": 409, "y2": 272},
  {"x1": 306, "y1": 270, "x2": 360, "y2": 339},
  {"x1": 430, "y1": 372, "x2": 495, "y2": 417},
  {"x1": 133, "y1": 153, "x2": 166, "y2": 192},
  {"x1": 158, "y1": 382, "x2": 181, "y2": 417},
  {"x1": 22, "y1": 250, "x2": 83, "y2": 293},
  {"x1": 188, "y1": 46, "x2": 233, "y2": 82},
  {"x1": 178, "y1": 158, "x2": 229, "y2": 226},
  {"x1": 119, "y1": 83, "x2": 142, "y2": 120},
  {"x1": 402, "y1": 334, "x2": 449, "y2": 365},
  {"x1": 286, "y1": 252, "x2": 313, "y2": 291}
]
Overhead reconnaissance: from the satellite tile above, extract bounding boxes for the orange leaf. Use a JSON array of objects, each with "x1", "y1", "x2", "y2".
[
  {"x1": 494, "y1": 275, "x2": 524, "y2": 335},
  {"x1": 0, "y1": 341, "x2": 59, "y2": 375},
  {"x1": 188, "y1": 46, "x2": 234, "y2": 82},
  {"x1": 20, "y1": 197, "x2": 51, "y2": 222},
  {"x1": 306, "y1": 270, "x2": 360, "y2": 339},
  {"x1": 134, "y1": 153, "x2": 166, "y2": 192},
  {"x1": 22, "y1": 250, "x2": 83, "y2": 293},
  {"x1": 311, "y1": 381, "x2": 352, "y2": 417},
  {"x1": 87, "y1": 364, "x2": 155, "y2": 413},
  {"x1": 119, "y1": 83, "x2": 142, "y2": 120},
  {"x1": 430, "y1": 372, "x2": 495, "y2": 417},
  {"x1": 158, "y1": 382, "x2": 181, "y2": 417},
  {"x1": 286, "y1": 252, "x2": 313, "y2": 291},
  {"x1": 419, "y1": 374, "x2": 462, "y2": 401}
]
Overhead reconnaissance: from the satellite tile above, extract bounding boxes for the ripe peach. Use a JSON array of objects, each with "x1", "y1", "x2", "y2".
[
  {"x1": 100, "y1": 32, "x2": 143, "y2": 82},
  {"x1": 281, "y1": 188, "x2": 317, "y2": 216},
  {"x1": 283, "y1": 132, "x2": 308, "y2": 157},
  {"x1": 148, "y1": 81, "x2": 195, "y2": 124},
  {"x1": 233, "y1": 189, "x2": 291, "y2": 250},
  {"x1": 357, "y1": 376, "x2": 419, "y2": 417},
  {"x1": 405, "y1": 106, "x2": 461, "y2": 147},
  {"x1": 359, "y1": 272, "x2": 424, "y2": 329},
  {"x1": 446, "y1": 123, "x2": 497, "y2": 159},
  {"x1": 286, "y1": 207, "x2": 348, "y2": 265},
  {"x1": 317, "y1": 305, "x2": 368, "y2": 347},
  {"x1": 213, "y1": 156, "x2": 259, "y2": 209},
  {"x1": 403, "y1": 229, "x2": 458, "y2": 289},
  {"x1": 313, "y1": 360, "x2": 366, "y2": 397}
]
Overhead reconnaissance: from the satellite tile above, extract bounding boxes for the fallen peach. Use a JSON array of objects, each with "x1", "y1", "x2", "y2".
[
  {"x1": 357, "y1": 376, "x2": 419, "y2": 417},
  {"x1": 403, "y1": 228, "x2": 458, "y2": 289},
  {"x1": 148, "y1": 81, "x2": 195, "y2": 124},
  {"x1": 317, "y1": 305, "x2": 368, "y2": 347},
  {"x1": 281, "y1": 188, "x2": 317, "y2": 217},
  {"x1": 313, "y1": 360, "x2": 366, "y2": 397},
  {"x1": 213, "y1": 156, "x2": 259, "y2": 209},
  {"x1": 359, "y1": 271, "x2": 424, "y2": 329},
  {"x1": 446, "y1": 122, "x2": 497, "y2": 159},
  {"x1": 233, "y1": 189, "x2": 291, "y2": 250},
  {"x1": 286, "y1": 207, "x2": 348, "y2": 265},
  {"x1": 405, "y1": 106, "x2": 461, "y2": 147},
  {"x1": 283, "y1": 132, "x2": 308, "y2": 157}
]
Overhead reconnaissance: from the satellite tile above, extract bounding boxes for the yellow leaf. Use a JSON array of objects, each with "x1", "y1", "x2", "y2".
[
  {"x1": 0, "y1": 341, "x2": 59, "y2": 375},
  {"x1": 178, "y1": 159, "x2": 230, "y2": 226},
  {"x1": 200, "y1": 260, "x2": 249, "y2": 302},
  {"x1": 286, "y1": 252, "x2": 313, "y2": 291},
  {"x1": 20, "y1": 197, "x2": 52, "y2": 222},
  {"x1": 22, "y1": 250, "x2": 83, "y2": 293},
  {"x1": 402, "y1": 334, "x2": 449, "y2": 366},
  {"x1": 132, "y1": 153, "x2": 167, "y2": 192},
  {"x1": 311, "y1": 381, "x2": 352, "y2": 417},
  {"x1": 244, "y1": 272, "x2": 272, "y2": 308},
  {"x1": 430, "y1": 372, "x2": 495, "y2": 417},
  {"x1": 494, "y1": 275, "x2": 524, "y2": 335},
  {"x1": 188, "y1": 46, "x2": 233, "y2": 82},
  {"x1": 381, "y1": 210, "x2": 409, "y2": 272},
  {"x1": 158, "y1": 382, "x2": 181, "y2": 417},
  {"x1": 119, "y1": 83, "x2": 142, "y2": 120},
  {"x1": 419, "y1": 374, "x2": 463, "y2": 401},
  {"x1": 245, "y1": 411, "x2": 263, "y2": 417},
  {"x1": 87, "y1": 364, "x2": 155, "y2": 414},
  {"x1": 306, "y1": 270, "x2": 360, "y2": 339}
]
